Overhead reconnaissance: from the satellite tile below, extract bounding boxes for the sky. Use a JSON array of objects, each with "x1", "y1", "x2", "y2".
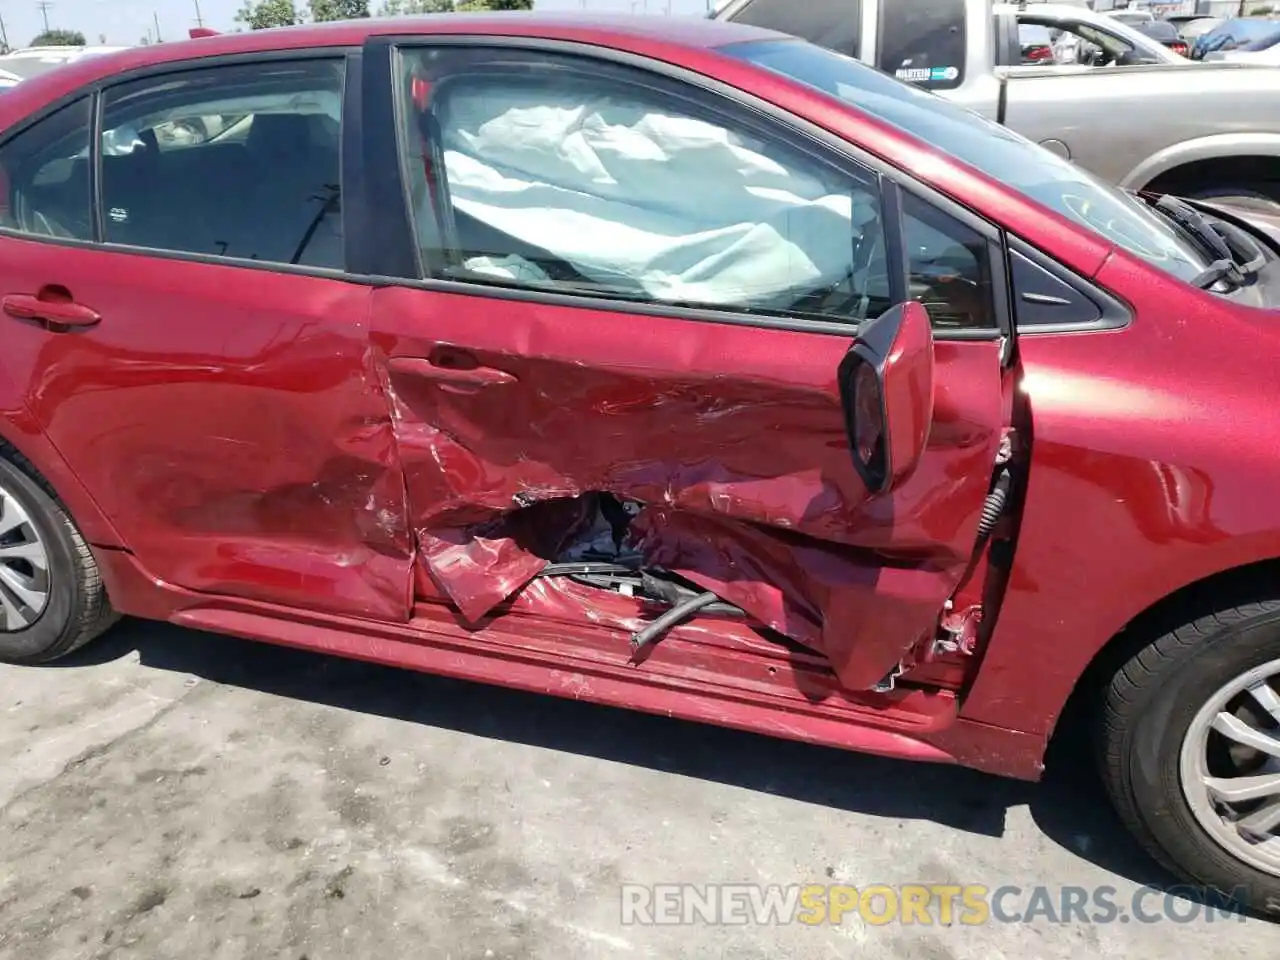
[{"x1": 1, "y1": 0, "x2": 718, "y2": 49}]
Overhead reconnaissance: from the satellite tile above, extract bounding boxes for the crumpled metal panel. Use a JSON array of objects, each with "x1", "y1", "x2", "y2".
[
  {"x1": 418, "y1": 497, "x2": 596, "y2": 622},
  {"x1": 0, "y1": 248, "x2": 416, "y2": 623},
  {"x1": 633, "y1": 506, "x2": 963, "y2": 690},
  {"x1": 373, "y1": 286, "x2": 1005, "y2": 690}
]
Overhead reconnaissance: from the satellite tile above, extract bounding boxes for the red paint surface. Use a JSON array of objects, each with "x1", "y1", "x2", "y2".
[
  {"x1": 372, "y1": 286, "x2": 1005, "y2": 691},
  {"x1": 0, "y1": 240, "x2": 414, "y2": 622},
  {"x1": 95, "y1": 545, "x2": 1044, "y2": 778},
  {"x1": 0, "y1": 16, "x2": 1277, "y2": 781}
]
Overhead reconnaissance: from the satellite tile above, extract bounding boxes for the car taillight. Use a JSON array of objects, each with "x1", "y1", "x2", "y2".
[
  {"x1": 1026, "y1": 44, "x2": 1053, "y2": 61},
  {"x1": 1171, "y1": 41, "x2": 1188, "y2": 56}
]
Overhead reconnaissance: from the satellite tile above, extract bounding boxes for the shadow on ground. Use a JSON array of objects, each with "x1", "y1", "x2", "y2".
[{"x1": 61, "y1": 618, "x2": 1179, "y2": 892}]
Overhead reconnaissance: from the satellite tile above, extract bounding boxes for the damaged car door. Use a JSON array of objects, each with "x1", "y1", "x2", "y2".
[
  {"x1": 0, "y1": 57, "x2": 416, "y2": 621},
  {"x1": 364, "y1": 42, "x2": 1013, "y2": 692}
]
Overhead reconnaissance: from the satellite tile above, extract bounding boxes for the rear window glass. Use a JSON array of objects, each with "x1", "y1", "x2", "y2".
[
  {"x1": 877, "y1": 0, "x2": 966, "y2": 90},
  {"x1": 725, "y1": 0, "x2": 863, "y2": 58},
  {"x1": 1137, "y1": 21, "x2": 1179, "y2": 41}
]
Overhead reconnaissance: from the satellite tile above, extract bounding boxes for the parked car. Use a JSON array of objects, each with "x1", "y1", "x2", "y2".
[
  {"x1": 1133, "y1": 18, "x2": 1191, "y2": 56},
  {"x1": 720, "y1": 0, "x2": 1280, "y2": 205},
  {"x1": 1208, "y1": 24, "x2": 1280, "y2": 60},
  {"x1": 1107, "y1": 7, "x2": 1156, "y2": 27},
  {"x1": 1175, "y1": 15, "x2": 1225, "y2": 41},
  {"x1": 1216, "y1": 40, "x2": 1280, "y2": 63},
  {"x1": 6, "y1": 12, "x2": 1280, "y2": 914},
  {"x1": 1192, "y1": 16, "x2": 1280, "y2": 58}
]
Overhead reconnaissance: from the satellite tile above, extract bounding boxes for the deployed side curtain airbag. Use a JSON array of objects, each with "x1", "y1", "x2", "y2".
[{"x1": 435, "y1": 85, "x2": 879, "y2": 307}]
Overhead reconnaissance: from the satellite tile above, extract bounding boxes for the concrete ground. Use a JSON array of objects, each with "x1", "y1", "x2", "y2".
[{"x1": 0, "y1": 620, "x2": 1269, "y2": 959}]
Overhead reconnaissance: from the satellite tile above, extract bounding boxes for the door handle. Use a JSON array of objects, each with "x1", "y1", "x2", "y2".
[
  {"x1": 387, "y1": 356, "x2": 517, "y2": 389},
  {"x1": 3, "y1": 292, "x2": 101, "y2": 329}
]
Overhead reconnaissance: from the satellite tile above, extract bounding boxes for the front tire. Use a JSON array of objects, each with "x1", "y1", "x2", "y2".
[
  {"x1": 0, "y1": 450, "x2": 118, "y2": 663},
  {"x1": 1099, "y1": 600, "x2": 1280, "y2": 916}
]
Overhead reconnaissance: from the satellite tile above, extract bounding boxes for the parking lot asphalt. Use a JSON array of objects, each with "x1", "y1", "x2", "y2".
[{"x1": 0, "y1": 619, "x2": 1269, "y2": 959}]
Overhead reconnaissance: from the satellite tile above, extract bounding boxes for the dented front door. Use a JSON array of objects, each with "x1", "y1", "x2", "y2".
[
  {"x1": 370, "y1": 285, "x2": 1006, "y2": 691},
  {"x1": 368, "y1": 41, "x2": 1009, "y2": 691}
]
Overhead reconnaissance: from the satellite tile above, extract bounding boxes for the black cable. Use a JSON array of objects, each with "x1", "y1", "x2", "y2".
[{"x1": 631, "y1": 592, "x2": 722, "y2": 651}]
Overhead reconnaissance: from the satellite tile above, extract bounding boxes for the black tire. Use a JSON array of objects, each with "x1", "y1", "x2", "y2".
[
  {"x1": 1099, "y1": 601, "x2": 1280, "y2": 917},
  {"x1": 0, "y1": 447, "x2": 118, "y2": 663}
]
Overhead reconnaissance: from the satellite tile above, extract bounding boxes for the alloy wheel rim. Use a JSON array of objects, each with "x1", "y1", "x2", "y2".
[
  {"x1": 1180, "y1": 657, "x2": 1280, "y2": 878},
  {"x1": 0, "y1": 484, "x2": 50, "y2": 631}
]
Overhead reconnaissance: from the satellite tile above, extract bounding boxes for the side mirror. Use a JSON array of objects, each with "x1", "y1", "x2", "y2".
[{"x1": 838, "y1": 301, "x2": 936, "y2": 496}]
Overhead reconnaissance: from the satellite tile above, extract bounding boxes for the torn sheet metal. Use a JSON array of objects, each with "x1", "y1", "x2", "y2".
[
  {"x1": 632, "y1": 506, "x2": 962, "y2": 691},
  {"x1": 374, "y1": 283, "x2": 1006, "y2": 690},
  {"x1": 418, "y1": 496, "x2": 597, "y2": 623}
]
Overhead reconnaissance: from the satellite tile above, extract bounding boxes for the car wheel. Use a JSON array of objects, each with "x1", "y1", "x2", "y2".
[
  {"x1": 0, "y1": 448, "x2": 118, "y2": 663},
  {"x1": 1099, "y1": 600, "x2": 1280, "y2": 916}
]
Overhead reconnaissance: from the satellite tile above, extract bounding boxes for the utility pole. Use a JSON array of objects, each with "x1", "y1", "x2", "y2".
[
  {"x1": 193, "y1": 0, "x2": 205, "y2": 28},
  {"x1": 36, "y1": 1, "x2": 53, "y2": 33},
  {"x1": 0, "y1": 11, "x2": 9, "y2": 52},
  {"x1": 153, "y1": 10, "x2": 162, "y2": 41}
]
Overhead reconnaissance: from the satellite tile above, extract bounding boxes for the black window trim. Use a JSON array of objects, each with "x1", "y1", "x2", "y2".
[
  {"x1": 363, "y1": 33, "x2": 1009, "y2": 342},
  {"x1": 0, "y1": 46, "x2": 361, "y2": 283},
  {"x1": 1005, "y1": 234, "x2": 1131, "y2": 334}
]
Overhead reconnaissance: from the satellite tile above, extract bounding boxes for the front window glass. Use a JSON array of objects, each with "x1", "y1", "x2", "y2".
[
  {"x1": 723, "y1": 38, "x2": 1210, "y2": 283},
  {"x1": 396, "y1": 46, "x2": 895, "y2": 326}
]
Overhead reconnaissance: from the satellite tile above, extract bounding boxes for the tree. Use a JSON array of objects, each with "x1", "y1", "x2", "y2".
[
  {"x1": 457, "y1": 0, "x2": 534, "y2": 8},
  {"x1": 309, "y1": 0, "x2": 371, "y2": 20},
  {"x1": 235, "y1": 0, "x2": 301, "y2": 30},
  {"x1": 30, "y1": 29, "x2": 87, "y2": 46},
  {"x1": 377, "y1": 0, "x2": 454, "y2": 12}
]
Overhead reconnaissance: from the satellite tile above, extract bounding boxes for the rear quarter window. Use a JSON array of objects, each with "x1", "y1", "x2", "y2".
[{"x1": 877, "y1": 0, "x2": 967, "y2": 90}]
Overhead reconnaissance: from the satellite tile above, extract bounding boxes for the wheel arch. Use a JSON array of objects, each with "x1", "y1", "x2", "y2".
[
  {"x1": 0, "y1": 406, "x2": 124, "y2": 549},
  {"x1": 1120, "y1": 134, "x2": 1280, "y2": 198},
  {"x1": 1048, "y1": 554, "x2": 1280, "y2": 751}
]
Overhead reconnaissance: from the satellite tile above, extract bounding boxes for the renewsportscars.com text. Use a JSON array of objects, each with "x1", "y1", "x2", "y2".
[{"x1": 619, "y1": 883, "x2": 1249, "y2": 926}]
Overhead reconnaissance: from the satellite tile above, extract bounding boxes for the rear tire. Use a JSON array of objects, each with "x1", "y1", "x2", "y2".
[
  {"x1": 0, "y1": 448, "x2": 118, "y2": 663},
  {"x1": 1098, "y1": 601, "x2": 1280, "y2": 917}
]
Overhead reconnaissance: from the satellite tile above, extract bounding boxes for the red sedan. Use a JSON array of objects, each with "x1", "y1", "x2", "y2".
[{"x1": 1, "y1": 13, "x2": 1279, "y2": 909}]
